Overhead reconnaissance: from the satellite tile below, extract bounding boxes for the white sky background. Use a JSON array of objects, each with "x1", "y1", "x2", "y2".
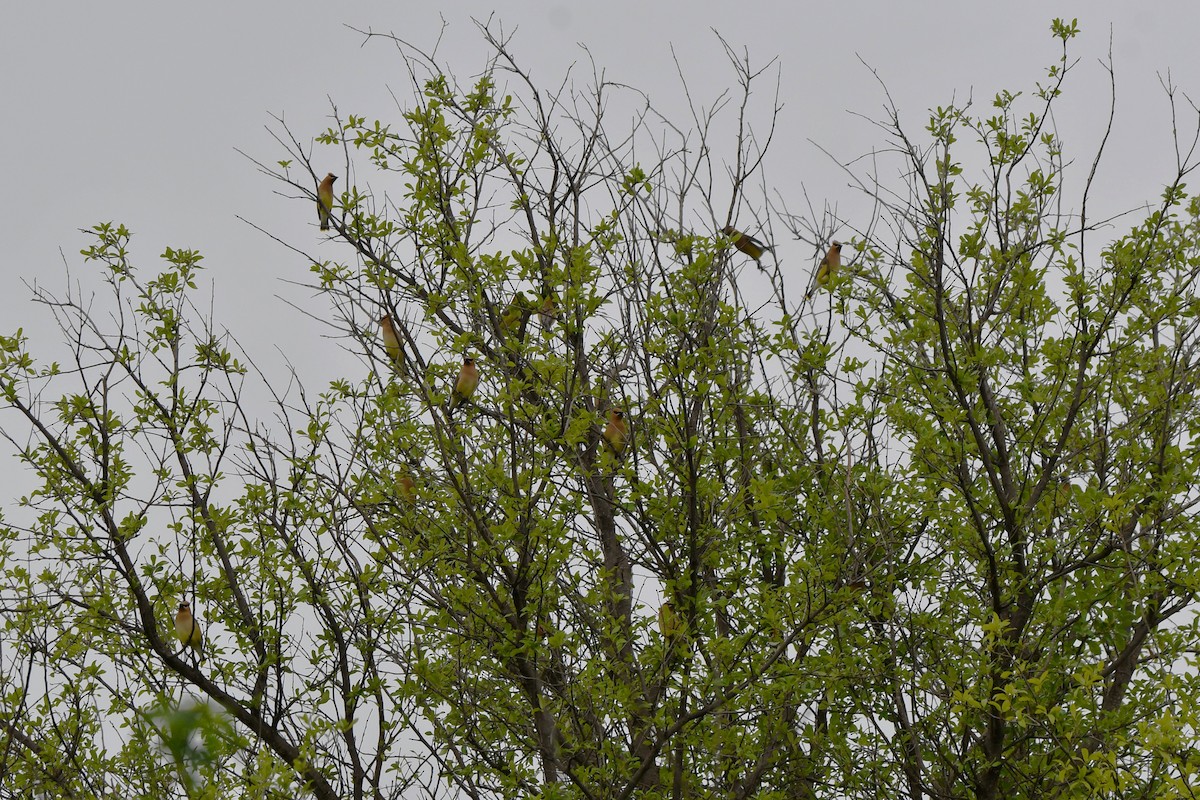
[{"x1": 0, "y1": 2, "x2": 1198, "y2": 452}]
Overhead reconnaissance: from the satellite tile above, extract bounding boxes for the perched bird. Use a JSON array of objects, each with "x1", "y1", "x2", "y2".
[
  {"x1": 603, "y1": 408, "x2": 629, "y2": 456},
  {"x1": 317, "y1": 173, "x2": 338, "y2": 231},
  {"x1": 175, "y1": 601, "x2": 202, "y2": 657},
  {"x1": 449, "y1": 356, "x2": 480, "y2": 413},
  {"x1": 1054, "y1": 478, "x2": 1074, "y2": 516},
  {"x1": 379, "y1": 314, "x2": 403, "y2": 365},
  {"x1": 538, "y1": 293, "x2": 560, "y2": 327},
  {"x1": 658, "y1": 600, "x2": 684, "y2": 642},
  {"x1": 806, "y1": 241, "x2": 843, "y2": 300},
  {"x1": 499, "y1": 293, "x2": 531, "y2": 337},
  {"x1": 722, "y1": 225, "x2": 772, "y2": 262},
  {"x1": 396, "y1": 470, "x2": 417, "y2": 506}
]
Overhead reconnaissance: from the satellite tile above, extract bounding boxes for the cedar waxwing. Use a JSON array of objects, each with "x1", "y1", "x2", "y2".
[
  {"x1": 658, "y1": 600, "x2": 683, "y2": 642},
  {"x1": 603, "y1": 408, "x2": 629, "y2": 456},
  {"x1": 175, "y1": 602, "x2": 202, "y2": 655},
  {"x1": 380, "y1": 315, "x2": 403, "y2": 365},
  {"x1": 806, "y1": 241, "x2": 843, "y2": 300},
  {"x1": 500, "y1": 293, "x2": 531, "y2": 336},
  {"x1": 1054, "y1": 478, "x2": 1074, "y2": 516},
  {"x1": 317, "y1": 173, "x2": 337, "y2": 231},
  {"x1": 722, "y1": 225, "x2": 772, "y2": 262},
  {"x1": 538, "y1": 293, "x2": 560, "y2": 327},
  {"x1": 449, "y1": 356, "x2": 480, "y2": 413},
  {"x1": 397, "y1": 471, "x2": 416, "y2": 505}
]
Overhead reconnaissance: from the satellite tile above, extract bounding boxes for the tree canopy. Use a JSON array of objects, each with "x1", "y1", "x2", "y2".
[{"x1": 3, "y1": 17, "x2": 1200, "y2": 800}]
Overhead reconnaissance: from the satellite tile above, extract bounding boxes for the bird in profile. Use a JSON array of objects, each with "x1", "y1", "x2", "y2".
[
  {"x1": 379, "y1": 314, "x2": 403, "y2": 366},
  {"x1": 499, "y1": 293, "x2": 531, "y2": 338},
  {"x1": 538, "y1": 293, "x2": 560, "y2": 328},
  {"x1": 658, "y1": 600, "x2": 683, "y2": 642},
  {"x1": 396, "y1": 470, "x2": 417, "y2": 506},
  {"x1": 449, "y1": 356, "x2": 480, "y2": 414},
  {"x1": 722, "y1": 225, "x2": 772, "y2": 262},
  {"x1": 175, "y1": 601, "x2": 203, "y2": 659},
  {"x1": 317, "y1": 173, "x2": 338, "y2": 231},
  {"x1": 603, "y1": 408, "x2": 629, "y2": 457},
  {"x1": 806, "y1": 241, "x2": 843, "y2": 300}
]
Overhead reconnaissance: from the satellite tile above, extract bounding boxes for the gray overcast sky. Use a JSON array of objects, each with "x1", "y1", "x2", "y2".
[{"x1": 2, "y1": 2, "x2": 1198, "y2": 386}]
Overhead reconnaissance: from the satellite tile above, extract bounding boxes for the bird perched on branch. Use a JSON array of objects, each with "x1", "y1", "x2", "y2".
[
  {"x1": 396, "y1": 470, "x2": 417, "y2": 506},
  {"x1": 538, "y1": 293, "x2": 560, "y2": 328},
  {"x1": 449, "y1": 356, "x2": 480, "y2": 414},
  {"x1": 658, "y1": 600, "x2": 684, "y2": 642},
  {"x1": 380, "y1": 314, "x2": 403, "y2": 366},
  {"x1": 806, "y1": 241, "x2": 843, "y2": 300},
  {"x1": 499, "y1": 293, "x2": 532, "y2": 339},
  {"x1": 603, "y1": 408, "x2": 629, "y2": 457},
  {"x1": 175, "y1": 601, "x2": 203, "y2": 659},
  {"x1": 317, "y1": 172, "x2": 337, "y2": 231},
  {"x1": 722, "y1": 225, "x2": 772, "y2": 262}
]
